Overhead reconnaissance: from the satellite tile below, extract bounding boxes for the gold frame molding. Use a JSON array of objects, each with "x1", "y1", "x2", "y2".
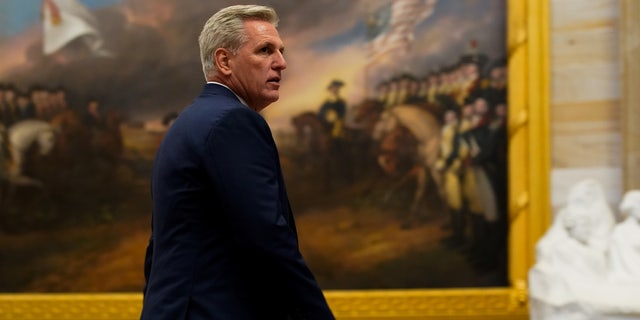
[
  {"x1": 0, "y1": 0, "x2": 550, "y2": 318},
  {"x1": 621, "y1": 0, "x2": 640, "y2": 191}
]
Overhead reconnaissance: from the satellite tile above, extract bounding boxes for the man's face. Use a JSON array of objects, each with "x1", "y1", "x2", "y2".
[
  {"x1": 5, "y1": 90, "x2": 15, "y2": 101},
  {"x1": 464, "y1": 63, "x2": 479, "y2": 78},
  {"x1": 88, "y1": 101, "x2": 99, "y2": 113},
  {"x1": 377, "y1": 84, "x2": 389, "y2": 95},
  {"x1": 495, "y1": 103, "x2": 507, "y2": 117},
  {"x1": 228, "y1": 19, "x2": 286, "y2": 112},
  {"x1": 17, "y1": 96, "x2": 29, "y2": 107},
  {"x1": 462, "y1": 104, "x2": 474, "y2": 118},
  {"x1": 444, "y1": 110, "x2": 457, "y2": 124},
  {"x1": 473, "y1": 98, "x2": 488, "y2": 115}
]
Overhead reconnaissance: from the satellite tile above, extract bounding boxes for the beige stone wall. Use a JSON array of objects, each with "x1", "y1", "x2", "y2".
[
  {"x1": 550, "y1": 0, "x2": 623, "y2": 209},
  {"x1": 621, "y1": 0, "x2": 640, "y2": 190}
]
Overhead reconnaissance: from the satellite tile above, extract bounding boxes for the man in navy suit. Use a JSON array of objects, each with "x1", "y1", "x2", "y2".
[{"x1": 140, "y1": 5, "x2": 335, "y2": 320}]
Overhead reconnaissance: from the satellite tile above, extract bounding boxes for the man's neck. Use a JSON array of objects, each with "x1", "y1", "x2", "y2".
[{"x1": 206, "y1": 81, "x2": 249, "y2": 107}]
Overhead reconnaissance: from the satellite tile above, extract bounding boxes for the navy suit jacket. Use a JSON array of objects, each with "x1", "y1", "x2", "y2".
[{"x1": 141, "y1": 84, "x2": 334, "y2": 320}]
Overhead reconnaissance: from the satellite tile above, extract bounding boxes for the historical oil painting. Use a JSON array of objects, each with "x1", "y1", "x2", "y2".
[{"x1": 0, "y1": 0, "x2": 507, "y2": 292}]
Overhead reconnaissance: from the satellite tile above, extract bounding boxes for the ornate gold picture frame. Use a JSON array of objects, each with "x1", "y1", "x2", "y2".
[{"x1": 0, "y1": 0, "x2": 550, "y2": 318}]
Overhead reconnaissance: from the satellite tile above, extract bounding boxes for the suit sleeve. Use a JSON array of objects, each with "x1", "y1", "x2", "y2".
[{"x1": 203, "y1": 107, "x2": 334, "y2": 319}]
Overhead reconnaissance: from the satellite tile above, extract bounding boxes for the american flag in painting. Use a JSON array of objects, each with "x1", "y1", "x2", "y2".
[{"x1": 366, "y1": 0, "x2": 437, "y2": 64}]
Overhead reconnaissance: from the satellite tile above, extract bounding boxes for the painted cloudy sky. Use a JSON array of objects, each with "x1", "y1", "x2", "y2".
[{"x1": 0, "y1": 0, "x2": 505, "y2": 130}]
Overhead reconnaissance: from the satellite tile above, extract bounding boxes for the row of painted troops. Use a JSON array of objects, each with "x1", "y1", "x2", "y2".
[
  {"x1": 371, "y1": 53, "x2": 508, "y2": 275},
  {"x1": 0, "y1": 83, "x2": 107, "y2": 132},
  {"x1": 0, "y1": 84, "x2": 100, "y2": 127}
]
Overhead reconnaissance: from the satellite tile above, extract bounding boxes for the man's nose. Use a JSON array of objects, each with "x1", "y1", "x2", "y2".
[{"x1": 273, "y1": 51, "x2": 287, "y2": 70}]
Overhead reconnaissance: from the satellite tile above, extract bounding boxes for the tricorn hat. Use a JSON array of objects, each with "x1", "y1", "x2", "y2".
[{"x1": 327, "y1": 79, "x2": 345, "y2": 89}]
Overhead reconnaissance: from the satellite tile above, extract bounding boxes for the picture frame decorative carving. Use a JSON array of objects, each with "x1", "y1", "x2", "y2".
[{"x1": 0, "y1": 0, "x2": 550, "y2": 318}]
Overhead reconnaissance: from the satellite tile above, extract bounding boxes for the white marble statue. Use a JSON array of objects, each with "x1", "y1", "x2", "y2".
[
  {"x1": 529, "y1": 179, "x2": 613, "y2": 318},
  {"x1": 529, "y1": 179, "x2": 640, "y2": 320},
  {"x1": 608, "y1": 190, "x2": 640, "y2": 283}
]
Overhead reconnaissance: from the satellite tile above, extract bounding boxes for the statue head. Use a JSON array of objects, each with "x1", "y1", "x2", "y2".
[
  {"x1": 619, "y1": 190, "x2": 640, "y2": 221},
  {"x1": 562, "y1": 207, "x2": 592, "y2": 244},
  {"x1": 566, "y1": 178, "x2": 607, "y2": 210},
  {"x1": 563, "y1": 179, "x2": 614, "y2": 247}
]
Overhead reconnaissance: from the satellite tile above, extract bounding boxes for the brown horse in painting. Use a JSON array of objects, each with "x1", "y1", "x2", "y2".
[
  {"x1": 291, "y1": 110, "x2": 362, "y2": 189},
  {"x1": 50, "y1": 109, "x2": 123, "y2": 163},
  {"x1": 290, "y1": 111, "x2": 334, "y2": 190},
  {"x1": 291, "y1": 111, "x2": 331, "y2": 165},
  {"x1": 91, "y1": 110, "x2": 124, "y2": 163},
  {"x1": 50, "y1": 109, "x2": 90, "y2": 160},
  {"x1": 352, "y1": 99, "x2": 385, "y2": 137}
]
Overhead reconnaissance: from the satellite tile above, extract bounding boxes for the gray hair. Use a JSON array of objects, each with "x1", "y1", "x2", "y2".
[{"x1": 198, "y1": 5, "x2": 279, "y2": 79}]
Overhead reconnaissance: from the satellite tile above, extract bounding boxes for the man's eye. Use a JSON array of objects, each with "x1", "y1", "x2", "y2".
[{"x1": 260, "y1": 47, "x2": 270, "y2": 53}]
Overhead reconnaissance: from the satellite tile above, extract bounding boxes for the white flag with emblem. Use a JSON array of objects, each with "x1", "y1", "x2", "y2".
[{"x1": 42, "y1": 0, "x2": 112, "y2": 57}]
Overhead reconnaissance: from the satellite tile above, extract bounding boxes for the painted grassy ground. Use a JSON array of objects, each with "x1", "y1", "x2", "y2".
[{"x1": 0, "y1": 125, "x2": 505, "y2": 292}]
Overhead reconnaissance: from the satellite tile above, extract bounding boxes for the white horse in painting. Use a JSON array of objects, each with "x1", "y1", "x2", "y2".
[
  {"x1": 372, "y1": 105, "x2": 442, "y2": 219},
  {"x1": 4, "y1": 120, "x2": 57, "y2": 187}
]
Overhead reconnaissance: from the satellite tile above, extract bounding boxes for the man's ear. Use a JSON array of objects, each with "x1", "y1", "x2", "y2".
[{"x1": 214, "y1": 48, "x2": 232, "y2": 76}]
